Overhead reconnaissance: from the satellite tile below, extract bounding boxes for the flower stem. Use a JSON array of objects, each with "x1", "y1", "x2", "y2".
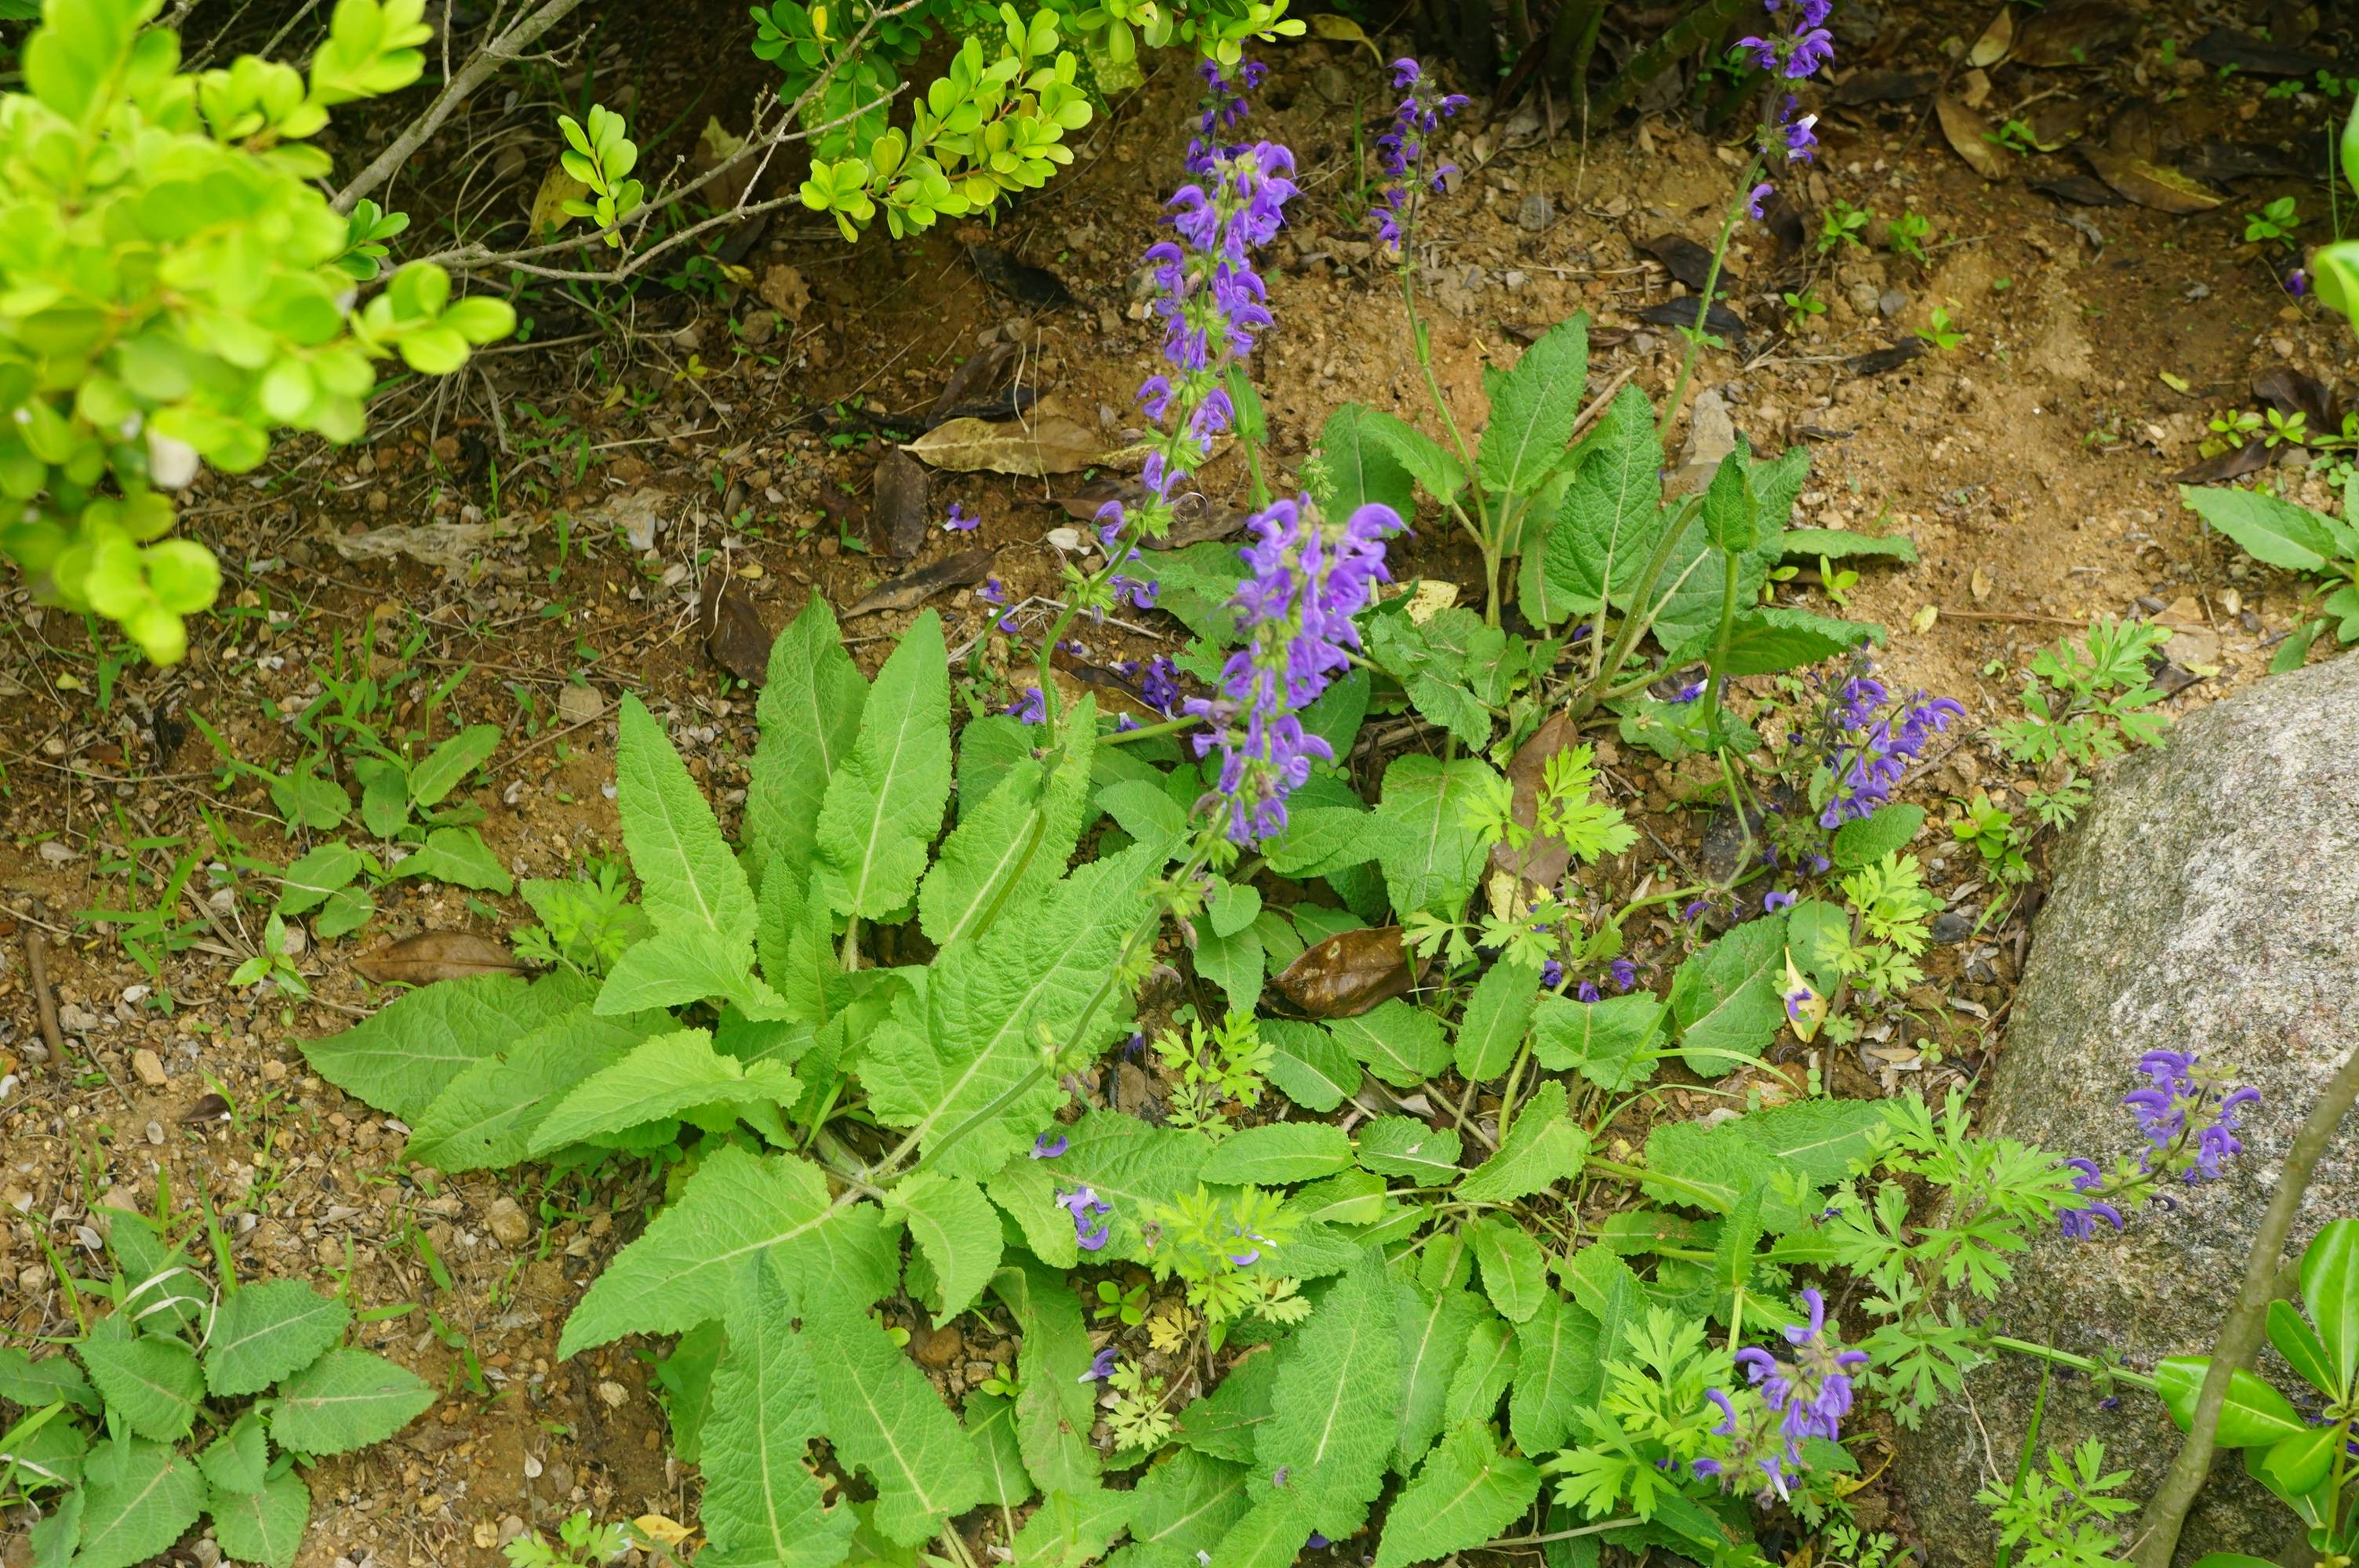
[
  {"x1": 1986, "y1": 1335, "x2": 2160, "y2": 1394},
  {"x1": 1657, "y1": 151, "x2": 1764, "y2": 456},
  {"x1": 2128, "y1": 1040, "x2": 2359, "y2": 1568}
]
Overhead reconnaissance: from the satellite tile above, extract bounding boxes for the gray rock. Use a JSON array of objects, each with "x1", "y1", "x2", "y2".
[
  {"x1": 1518, "y1": 192, "x2": 1554, "y2": 233},
  {"x1": 1896, "y1": 653, "x2": 2359, "y2": 1564}
]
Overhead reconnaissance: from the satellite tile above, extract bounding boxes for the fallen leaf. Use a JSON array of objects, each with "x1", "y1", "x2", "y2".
[
  {"x1": 1969, "y1": 564, "x2": 1993, "y2": 601},
  {"x1": 1489, "y1": 711, "x2": 1583, "y2": 889},
  {"x1": 845, "y1": 549, "x2": 997, "y2": 619},
  {"x1": 180, "y1": 1093, "x2": 232, "y2": 1123},
  {"x1": 904, "y1": 414, "x2": 1103, "y2": 477},
  {"x1": 1270, "y1": 927, "x2": 1418, "y2": 1019},
  {"x1": 2187, "y1": 26, "x2": 2331, "y2": 78},
  {"x1": 2252, "y1": 366, "x2": 2342, "y2": 437},
  {"x1": 529, "y1": 164, "x2": 590, "y2": 237},
  {"x1": 698, "y1": 570, "x2": 772, "y2": 685},
  {"x1": 2080, "y1": 146, "x2": 2223, "y2": 214},
  {"x1": 758, "y1": 264, "x2": 811, "y2": 323},
  {"x1": 1403, "y1": 579, "x2": 1459, "y2": 624},
  {"x1": 1937, "y1": 96, "x2": 2010, "y2": 180},
  {"x1": 2030, "y1": 174, "x2": 2125, "y2": 207},
  {"x1": 873, "y1": 446, "x2": 931, "y2": 557},
  {"x1": 1911, "y1": 604, "x2": 1941, "y2": 634},
  {"x1": 1965, "y1": 6, "x2": 2013, "y2": 67},
  {"x1": 2157, "y1": 370, "x2": 2192, "y2": 394},
  {"x1": 1845, "y1": 339, "x2": 1925, "y2": 377},
  {"x1": 1828, "y1": 69, "x2": 1936, "y2": 106},
  {"x1": 694, "y1": 116, "x2": 754, "y2": 210},
  {"x1": 929, "y1": 340, "x2": 1017, "y2": 426},
  {"x1": 354, "y1": 931, "x2": 524, "y2": 986},
  {"x1": 329, "y1": 522, "x2": 502, "y2": 572},
  {"x1": 2172, "y1": 442, "x2": 2272, "y2": 484},
  {"x1": 629, "y1": 1515, "x2": 696, "y2": 1551},
  {"x1": 965, "y1": 245, "x2": 1075, "y2": 310},
  {"x1": 1307, "y1": 12, "x2": 1382, "y2": 59},
  {"x1": 1637, "y1": 298, "x2": 1747, "y2": 339},
  {"x1": 1637, "y1": 234, "x2": 1741, "y2": 294},
  {"x1": 2011, "y1": 0, "x2": 2138, "y2": 67},
  {"x1": 585, "y1": 489, "x2": 668, "y2": 552}
]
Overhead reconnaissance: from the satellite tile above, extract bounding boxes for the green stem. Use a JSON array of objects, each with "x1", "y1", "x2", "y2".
[
  {"x1": 1695, "y1": 539, "x2": 1743, "y2": 740},
  {"x1": 839, "y1": 913, "x2": 860, "y2": 974},
  {"x1": 1656, "y1": 150, "x2": 1765, "y2": 455},
  {"x1": 1494, "y1": 1034, "x2": 1536, "y2": 1145},
  {"x1": 1575, "y1": 495, "x2": 1702, "y2": 712},
  {"x1": 1584, "y1": 1156, "x2": 1728, "y2": 1213},
  {"x1": 1102, "y1": 714, "x2": 1201, "y2": 746},
  {"x1": 1986, "y1": 1335, "x2": 2161, "y2": 1394}
]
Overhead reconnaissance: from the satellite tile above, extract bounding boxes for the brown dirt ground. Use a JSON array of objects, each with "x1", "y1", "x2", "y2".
[{"x1": 5, "y1": 1, "x2": 2356, "y2": 1563}]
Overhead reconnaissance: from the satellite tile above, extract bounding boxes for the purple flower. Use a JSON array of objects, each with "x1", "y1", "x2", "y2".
[
  {"x1": 1008, "y1": 687, "x2": 1047, "y2": 725},
  {"x1": 1139, "y1": 655, "x2": 1181, "y2": 714},
  {"x1": 1682, "y1": 898, "x2": 1714, "y2": 923},
  {"x1": 1608, "y1": 958, "x2": 1639, "y2": 992},
  {"x1": 1818, "y1": 679, "x2": 1964, "y2": 827},
  {"x1": 1540, "y1": 959, "x2": 1565, "y2": 989},
  {"x1": 1747, "y1": 181, "x2": 1775, "y2": 219},
  {"x1": 1576, "y1": 981, "x2": 1601, "y2": 1003},
  {"x1": 1306, "y1": 1534, "x2": 1331, "y2": 1551},
  {"x1": 1185, "y1": 499, "x2": 1402, "y2": 842},
  {"x1": 1670, "y1": 679, "x2": 1707, "y2": 703},
  {"x1": 977, "y1": 576, "x2": 1006, "y2": 605},
  {"x1": 2289, "y1": 267, "x2": 2312, "y2": 297},
  {"x1": 1783, "y1": 985, "x2": 1816, "y2": 1022},
  {"x1": 1784, "y1": 112, "x2": 1819, "y2": 162},
  {"x1": 1080, "y1": 1345, "x2": 1119, "y2": 1381},
  {"x1": 998, "y1": 613, "x2": 1020, "y2": 633},
  {"x1": 1187, "y1": 56, "x2": 1269, "y2": 172},
  {"x1": 1369, "y1": 58, "x2": 1469, "y2": 252},
  {"x1": 1738, "y1": 0, "x2": 1835, "y2": 227},
  {"x1": 1031, "y1": 1132, "x2": 1068, "y2": 1160},
  {"x1": 1056, "y1": 1185, "x2": 1113, "y2": 1251},
  {"x1": 1763, "y1": 889, "x2": 1795, "y2": 913},
  {"x1": 944, "y1": 502, "x2": 980, "y2": 532}
]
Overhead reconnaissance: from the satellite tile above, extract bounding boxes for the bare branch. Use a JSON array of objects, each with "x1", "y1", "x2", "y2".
[{"x1": 332, "y1": 0, "x2": 590, "y2": 215}]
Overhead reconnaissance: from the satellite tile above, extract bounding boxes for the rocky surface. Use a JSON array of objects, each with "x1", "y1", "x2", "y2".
[{"x1": 1896, "y1": 652, "x2": 2359, "y2": 1564}]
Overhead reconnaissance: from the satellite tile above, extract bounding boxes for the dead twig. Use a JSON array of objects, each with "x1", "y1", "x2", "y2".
[{"x1": 25, "y1": 926, "x2": 64, "y2": 1062}]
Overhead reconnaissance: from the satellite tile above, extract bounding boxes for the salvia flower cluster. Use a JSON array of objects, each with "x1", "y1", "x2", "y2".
[
  {"x1": 2059, "y1": 1051, "x2": 2261, "y2": 1237},
  {"x1": 1187, "y1": 56, "x2": 1267, "y2": 172},
  {"x1": 1696, "y1": 1288, "x2": 1866, "y2": 1501},
  {"x1": 1092, "y1": 132, "x2": 1298, "y2": 619},
  {"x1": 1370, "y1": 58, "x2": 1469, "y2": 252},
  {"x1": 1736, "y1": 0, "x2": 1834, "y2": 219},
  {"x1": 1184, "y1": 497, "x2": 1402, "y2": 842},
  {"x1": 1816, "y1": 674, "x2": 1966, "y2": 827}
]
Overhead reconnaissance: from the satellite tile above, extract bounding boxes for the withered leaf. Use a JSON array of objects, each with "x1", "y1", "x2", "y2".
[
  {"x1": 1828, "y1": 69, "x2": 1935, "y2": 106},
  {"x1": 1048, "y1": 652, "x2": 1160, "y2": 724},
  {"x1": 1637, "y1": 299, "x2": 1747, "y2": 339},
  {"x1": 904, "y1": 414, "x2": 1102, "y2": 477},
  {"x1": 1965, "y1": 6, "x2": 2013, "y2": 67},
  {"x1": 845, "y1": 548, "x2": 998, "y2": 619},
  {"x1": 1845, "y1": 339, "x2": 1925, "y2": 378},
  {"x1": 2252, "y1": 366, "x2": 2342, "y2": 437},
  {"x1": 1937, "y1": 96, "x2": 2010, "y2": 180},
  {"x1": 2080, "y1": 146, "x2": 2223, "y2": 214},
  {"x1": 2011, "y1": 0, "x2": 2138, "y2": 68},
  {"x1": 1637, "y1": 234, "x2": 1740, "y2": 294},
  {"x1": 874, "y1": 446, "x2": 931, "y2": 558},
  {"x1": 1490, "y1": 712, "x2": 1582, "y2": 888},
  {"x1": 354, "y1": 931, "x2": 525, "y2": 986},
  {"x1": 1270, "y1": 925, "x2": 1417, "y2": 1019},
  {"x1": 180, "y1": 1093, "x2": 232, "y2": 1123},
  {"x1": 2172, "y1": 442, "x2": 2273, "y2": 485},
  {"x1": 1055, "y1": 479, "x2": 1245, "y2": 549},
  {"x1": 699, "y1": 569, "x2": 773, "y2": 686},
  {"x1": 2030, "y1": 174, "x2": 2125, "y2": 207},
  {"x1": 929, "y1": 340, "x2": 1016, "y2": 425},
  {"x1": 2186, "y1": 27, "x2": 2330, "y2": 78}
]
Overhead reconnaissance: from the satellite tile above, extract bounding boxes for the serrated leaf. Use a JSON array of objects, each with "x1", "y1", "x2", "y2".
[
  {"x1": 1125, "y1": 1448, "x2": 1251, "y2": 1564},
  {"x1": 1176, "y1": 1348, "x2": 1281, "y2": 1464},
  {"x1": 1781, "y1": 527, "x2": 1917, "y2": 564},
  {"x1": 1356, "y1": 407, "x2": 1467, "y2": 504},
  {"x1": 1200, "y1": 1123, "x2": 1354, "y2": 1185},
  {"x1": 407, "y1": 724, "x2": 500, "y2": 808},
  {"x1": 1012, "y1": 1486, "x2": 1131, "y2": 1568},
  {"x1": 1444, "y1": 1314, "x2": 1517, "y2": 1428},
  {"x1": 1648, "y1": 448, "x2": 1804, "y2": 658},
  {"x1": 304, "y1": 971, "x2": 591, "y2": 1123},
  {"x1": 1507, "y1": 1290, "x2": 1598, "y2": 1454},
  {"x1": 1479, "y1": 313, "x2": 1588, "y2": 496},
  {"x1": 198, "y1": 1411, "x2": 270, "y2": 1495},
  {"x1": 700, "y1": 1260, "x2": 856, "y2": 1566},
  {"x1": 1263, "y1": 803, "x2": 1383, "y2": 880},
  {"x1": 1262, "y1": 1019, "x2": 1360, "y2": 1112},
  {"x1": 1258, "y1": 1248, "x2": 1398, "y2": 1537},
  {"x1": 562, "y1": 1147, "x2": 841, "y2": 1356},
  {"x1": 1830, "y1": 804, "x2": 1925, "y2": 870},
  {"x1": 1212, "y1": 1494, "x2": 1321, "y2": 1568},
  {"x1": 73, "y1": 1439, "x2": 205, "y2": 1568},
  {"x1": 530, "y1": 1028, "x2": 800, "y2": 1156},
  {"x1": 1354, "y1": 1116, "x2": 1461, "y2": 1182},
  {"x1": 866, "y1": 840, "x2": 1165, "y2": 1181},
  {"x1": 815, "y1": 609, "x2": 951, "y2": 918},
  {"x1": 922, "y1": 708, "x2": 1095, "y2": 948},
  {"x1": 394, "y1": 826, "x2": 513, "y2": 892},
  {"x1": 1372, "y1": 754, "x2": 1496, "y2": 917},
  {"x1": 1098, "y1": 776, "x2": 1190, "y2": 842},
  {"x1": 1320, "y1": 405, "x2": 1417, "y2": 521},
  {"x1": 969, "y1": 1392, "x2": 1038, "y2": 1511},
  {"x1": 1528, "y1": 993, "x2": 1664, "y2": 1092},
  {"x1": 404, "y1": 1004, "x2": 667, "y2": 1171},
  {"x1": 1709, "y1": 1185, "x2": 1768, "y2": 1327},
  {"x1": 618, "y1": 693, "x2": 758, "y2": 944},
  {"x1": 267, "y1": 1349, "x2": 433, "y2": 1455},
  {"x1": 885, "y1": 1173, "x2": 1001, "y2": 1319},
  {"x1": 1667, "y1": 915, "x2": 1788, "y2": 1078},
  {"x1": 747, "y1": 595, "x2": 867, "y2": 886},
  {"x1": 1539, "y1": 385, "x2": 1663, "y2": 621},
  {"x1": 1467, "y1": 1216, "x2": 1548, "y2": 1324},
  {"x1": 1714, "y1": 605, "x2": 1880, "y2": 677},
  {"x1": 594, "y1": 925, "x2": 780, "y2": 1017},
  {"x1": 993, "y1": 1258, "x2": 1101, "y2": 1495},
  {"x1": 0, "y1": 1345, "x2": 96, "y2": 1412},
  {"x1": 78, "y1": 1332, "x2": 203, "y2": 1442},
  {"x1": 1326, "y1": 1000, "x2": 1449, "y2": 1089},
  {"x1": 1641, "y1": 1099, "x2": 1885, "y2": 1229},
  {"x1": 1392, "y1": 1279, "x2": 1485, "y2": 1475},
  {"x1": 1456, "y1": 1080, "x2": 1588, "y2": 1204},
  {"x1": 1454, "y1": 958, "x2": 1539, "y2": 1080},
  {"x1": 1194, "y1": 920, "x2": 1266, "y2": 1014},
  {"x1": 805, "y1": 1285, "x2": 985, "y2": 1543},
  {"x1": 205, "y1": 1279, "x2": 350, "y2": 1397},
  {"x1": 209, "y1": 1470, "x2": 309, "y2": 1568},
  {"x1": 2179, "y1": 484, "x2": 2341, "y2": 572},
  {"x1": 1373, "y1": 1423, "x2": 1541, "y2": 1568},
  {"x1": 1034, "y1": 1111, "x2": 1212, "y2": 1264},
  {"x1": 278, "y1": 842, "x2": 363, "y2": 916}
]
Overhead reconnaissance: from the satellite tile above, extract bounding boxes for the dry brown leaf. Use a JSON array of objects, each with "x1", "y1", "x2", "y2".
[
  {"x1": 1489, "y1": 711, "x2": 1583, "y2": 889},
  {"x1": 699, "y1": 570, "x2": 772, "y2": 685},
  {"x1": 845, "y1": 549, "x2": 997, "y2": 619},
  {"x1": 758, "y1": 264, "x2": 811, "y2": 323},
  {"x1": 1307, "y1": 13, "x2": 1382, "y2": 60},
  {"x1": 2172, "y1": 441, "x2": 2272, "y2": 485},
  {"x1": 1937, "y1": 97, "x2": 2010, "y2": 180},
  {"x1": 354, "y1": 931, "x2": 524, "y2": 986},
  {"x1": 529, "y1": 164, "x2": 590, "y2": 237},
  {"x1": 329, "y1": 522, "x2": 502, "y2": 572},
  {"x1": 904, "y1": 414, "x2": 1102, "y2": 477},
  {"x1": 2080, "y1": 147, "x2": 2223, "y2": 213},
  {"x1": 2012, "y1": 0, "x2": 2139, "y2": 67},
  {"x1": 1270, "y1": 926, "x2": 1417, "y2": 1019},
  {"x1": 694, "y1": 117, "x2": 754, "y2": 211},
  {"x1": 1966, "y1": 6, "x2": 2014, "y2": 67},
  {"x1": 873, "y1": 446, "x2": 931, "y2": 557}
]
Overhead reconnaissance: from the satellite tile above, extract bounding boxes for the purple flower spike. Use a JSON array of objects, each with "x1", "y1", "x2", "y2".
[
  {"x1": 1819, "y1": 678, "x2": 1964, "y2": 827},
  {"x1": 1369, "y1": 58, "x2": 1468, "y2": 252},
  {"x1": 1030, "y1": 1132, "x2": 1068, "y2": 1160},
  {"x1": 1576, "y1": 981, "x2": 1602, "y2": 1003},
  {"x1": 1540, "y1": 959, "x2": 1565, "y2": 989}
]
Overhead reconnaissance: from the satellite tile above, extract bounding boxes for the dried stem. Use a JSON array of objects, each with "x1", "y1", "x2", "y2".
[{"x1": 2128, "y1": 1040, "x2": 2359, "y2": 1568}]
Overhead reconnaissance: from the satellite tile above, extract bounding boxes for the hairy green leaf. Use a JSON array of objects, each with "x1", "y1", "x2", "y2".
[
  {"x1": 1200, "y1": 1123, "x2": 1353, "y2": 1185},
  {"x1": 816, "y1": 608, "x2": 951, "y2": 918},
  {"x1": 1445, "y1": 1313, "x2": 1518, "y2": 1428},
  {"x1": 1327, "y1": 999, "x2": 1450, "y2": 1089},
  {"x1": 1356, "y1": 407, "x2": 1467, "y2": 505},
  {"x1": 304, "y1": 971, "x2": 589, "y2": 1123},
  {"x1": 1454, "y1": 957, "x2": 1539, "y2": 1080},
  {"x1": 209, "y1": 1470, "x2": 310, "y2": 1568},
  {"x1": 969, "y1": 1392, "x2": 1037, "y2": 1511},
  {"x1": 1373, "y1": 1423, "x2": 1541, "y2": 1568},
  {"x1": 1830, "y1": 804, "x2": 1925, "y2": 871},
  {"x1": 1456, "y1": 1080, "x2": 1588, "y2": 1204},
  {"x1": 1528, "y1": 993, "x2": 1664, "y2": 1092},
  {"x1": 1372, "y1": 753, "x2": 1496, "y2": 917},
  {"x1": 530, "y1": 1028, "x2": 800, "y2": 1155},
  {"x1": 594, "y1": 925, "x2": 781, "y2": 1018},
  {"x1": 617, "y1": 693, "x2": 755, "y2": 944},
  {"x1": 1262, "y1": 1018, "x2": 1361, "y2": 1112},
  {"x1": 196, "y1": 1410, "x2": 268, "y2": 1495},
  {"x1": 1354, "y1": 1116, "x2": 1462, "y2": 1182},
  {"x1": 1257, "y1": 1247, "x2": 1398, "y2": 1537},
  {"x1": 2179, "y1": 484, "x2": 2344, "y2": 572},
  {"x1": 1467, "y1": 1216, "x2": 1548, "y2": 1324},
  {"x1": 1122, "y1": 1448, "x2": 1251, "y2": 1568},
  {"x1": 407, "y1": 724, "x2": 500, "y2": 809},
  {"x1": 994, "y1": 1259, "x2": 1103, "y2": 1495},
  {"x1": 747, "y1": 595, "x2": 867, "y2": 886},
  {"x1": 1176, "y1": 1348, "x2": 1281, "y2": 1462},
  {"x1": 267, "y1": 1349, "x2": 433, "y2": 1455},
  {"x1": 205, "y1": 1279, "x2": 349, "y2": 1398},
  {"x1": 1478, "y1": 312, "x2": 1589, "y2": 498},
  {"x1": 700, "y1": 1260, "x2": 856, "y2": 1566},
  {"x1": 74, "y1": 1439, "x2": 205, "y2": 1568},
  {"x1": 885, "y1": 1173, "x2": 1001, "y2": 1319},
  {"x1": 1667, "y1": 914, "x2": 1788, "y2": 1078},
  {"x1": 1508, "y1": 1290, "x2": 1600, "y2": 1453},
  {"x1": 1319, "y1": 405, "x2": 1418, "y2": 522},
  {"x1": 1033, "y1": 1110, "x2": 1212, "y2": 1263},
  {"x1": 1713, "y1": 605, "x2": 1881, "y2": 677},
  {"x1": 1392, "y1": 1277, "x2": 1485, "y2": 1475},
  {"x1": 922, "y1": 706, "x2": 1096, "y2": 948},
  {"x1": 79, "y1": 1332, "x2": 203, "y2": 1442},
  {"x1": 1537, "y1": 384, "x2": 1663, "y2": 622},
  {"x1": 805, "y1": 1283, "x2": 985, "y2": 1542},
  {"x1": 404, "y1": 1004, "x2": 666, "y2": 1171}
]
